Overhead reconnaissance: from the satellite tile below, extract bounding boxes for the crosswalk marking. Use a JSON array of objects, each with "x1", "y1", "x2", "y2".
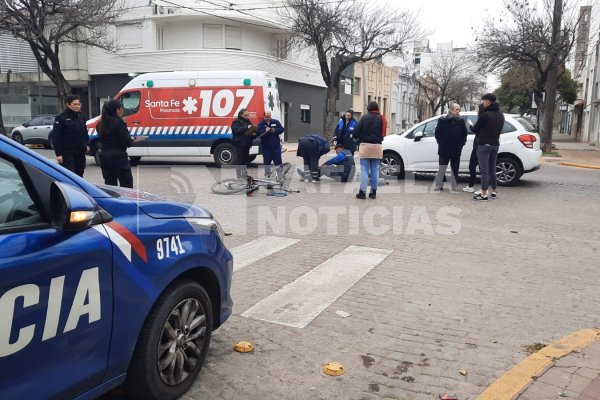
[
  {"x1": 241, "y1": 245, "x2": 393, "y2": 328},
  {"x1": 231, "y1": 236, "x2": 300, "y2": 273}
]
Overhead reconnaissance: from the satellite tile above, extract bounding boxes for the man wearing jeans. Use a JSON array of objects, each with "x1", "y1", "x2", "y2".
[{"x1": 470, "y1": 93, "x2": 504, "y2": 201}]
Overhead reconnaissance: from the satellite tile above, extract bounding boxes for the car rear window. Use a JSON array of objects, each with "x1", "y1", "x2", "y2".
[{"x1": 514, "y1": 116, "x2": 537, "y2": 132}]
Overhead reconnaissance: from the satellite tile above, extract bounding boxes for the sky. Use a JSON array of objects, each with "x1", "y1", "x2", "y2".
[{"x1": 381, "y1": 0, "x2": 592, "y2": 49}]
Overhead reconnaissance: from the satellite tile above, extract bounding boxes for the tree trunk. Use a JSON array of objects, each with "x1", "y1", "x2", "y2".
[
  {"x1": 54, "y1": 73, "x2": 72, "y2": 109},
  {"x1": 323, "y1": 85, "x2": 339, "y2": 142},
  {"x1": 541, "y1": 65, "x2": 558, "y2": 152},
  {"x1": 540, "y1": 0, "x2": 563, "y2": 153}
]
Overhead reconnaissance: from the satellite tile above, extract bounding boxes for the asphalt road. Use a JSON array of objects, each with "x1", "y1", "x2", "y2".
[{"x1": 32, "y1": 149, "x2": 600, "y2": 400}]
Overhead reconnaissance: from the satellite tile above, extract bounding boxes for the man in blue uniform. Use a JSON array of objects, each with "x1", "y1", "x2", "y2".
[{"x1": 257, "y1": 111, "x2": 285, "y2": 175}]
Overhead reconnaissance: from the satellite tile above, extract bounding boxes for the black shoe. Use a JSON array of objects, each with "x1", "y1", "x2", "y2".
[
  {"x1": 368, "y1": 190, "x2": 376, "y2": 199},
  {"x1": 356, "y1": 190, "x2": 366, "y2": 199},
  {"x1": 434, "y1": 187, "x2": 443, "y2": 192},
  {"x1": 473, "y1": 194, "x2": 488, "y2": 201}
]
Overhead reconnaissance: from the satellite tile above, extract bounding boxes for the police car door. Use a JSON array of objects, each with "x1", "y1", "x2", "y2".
[{"x1": 0, "y1": 153, "x2": 113, "y2": 400}]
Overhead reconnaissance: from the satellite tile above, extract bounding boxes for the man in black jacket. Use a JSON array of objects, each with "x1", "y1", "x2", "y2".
[
  {"x1": 53, "y1": 94, "x2": 89, "y2": 177},
  {"x1": 231, "y1": 108, "x2": 257, "y2": 178},
  {"x1": 470, "y1": 93, "x2": 505, "y2": 201},
  {"x1": 434, "y1": 103, "x2": 467, "y2": 191}
]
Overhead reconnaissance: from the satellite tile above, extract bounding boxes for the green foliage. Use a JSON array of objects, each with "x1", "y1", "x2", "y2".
[
  {"x1": 557, "y1": 69, "x2": 578, "y2": 104},
  {"x1": 495, "y1": 65, "x2": 535, "y2": 113}
]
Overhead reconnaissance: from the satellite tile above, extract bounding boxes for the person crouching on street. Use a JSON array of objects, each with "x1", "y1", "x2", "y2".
[
  {"x1": 296, "y1": 134, "x2": 330, "y2": 182},
  {"x1": 318, "y1": 143, "x2": 355, "y2": 182},
  {"x1": 354, "y1": 101, "x2": 386, "y2": 199},
  {"x1": 434, "y1": 103, "x2": 467, "y2": 192}
]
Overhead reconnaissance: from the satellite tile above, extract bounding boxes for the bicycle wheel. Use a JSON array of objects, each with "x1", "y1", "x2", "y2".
[
  {"x1": 211, "y1": 179, "x2": 248, "y2": 195},
  {"x1": 267, "y1": 162, "x2": 292, "y2": 182}
]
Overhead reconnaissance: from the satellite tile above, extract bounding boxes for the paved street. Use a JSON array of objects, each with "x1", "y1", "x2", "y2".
[{"x1": 34, "y1": 149, "x2": 600, "y2": 400}]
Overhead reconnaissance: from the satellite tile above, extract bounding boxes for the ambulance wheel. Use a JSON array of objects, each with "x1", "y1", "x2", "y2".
[
  {"x1": 130, "y1": 156, "x2": 141, "y2": 166},
  {"x1": 126, "y1": 280, "x2": 213, "y2": 400},
  {"x1": 214, "y1": 143, "x2": 237, "y2": 167}
]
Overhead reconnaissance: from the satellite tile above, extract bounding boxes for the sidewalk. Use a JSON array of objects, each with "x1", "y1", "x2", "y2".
[
  {"x1": 545, "y1": 134, "x2": 600, "y2": 170},
  {"x1": 478, "y1": 329, "x2": 600, "y2": 400}
]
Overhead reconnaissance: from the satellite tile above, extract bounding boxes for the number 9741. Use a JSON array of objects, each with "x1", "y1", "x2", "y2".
[{"x1": 156, "y1": 235, "x2": 186, "y2": 260}]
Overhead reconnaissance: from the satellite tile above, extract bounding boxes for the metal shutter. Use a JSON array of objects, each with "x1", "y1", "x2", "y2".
[
  {"x1": 203, "y1": 24, "x2": 223, "y2": 49},
  {"x1": 225, "y1": 25, "x2": 242, "y2": 50}
]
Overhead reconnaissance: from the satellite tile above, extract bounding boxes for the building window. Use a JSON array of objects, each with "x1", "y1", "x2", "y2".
[
  {"x1": 354, "y1": 78, "x2": 361, "y2": 94},
  {"x1": 340, "y1": 77, "x2": 352, "y2": 95},
  {"x1": 203, "y1": 24, "x2": 223, "y2": 49},
  {"x1": 225, "y1": 25, "x2": 242, "y2": 50},
  {"x1": 300, "y1": 104, "x2": 311, "y2": 124},
  {"x1": 274, "y1": 36, "x2": 289, "y2": 59},
  {"x1": 156, "y1": 26, "x2": 164, "y2": 50}
]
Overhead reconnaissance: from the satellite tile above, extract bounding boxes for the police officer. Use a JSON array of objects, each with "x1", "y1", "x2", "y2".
[{"x1": 53, "y1": 94, "x2": 89, "y2": 177}]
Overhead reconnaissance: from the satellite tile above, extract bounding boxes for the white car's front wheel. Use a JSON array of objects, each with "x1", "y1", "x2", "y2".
[{"x1": 380, "y1": 152, "x2": 404, "y2": 178}]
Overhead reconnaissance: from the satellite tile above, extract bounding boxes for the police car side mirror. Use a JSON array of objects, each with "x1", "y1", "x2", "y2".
[
  {"x1": 50, "y1": 182, "x2": 99, "y2": 231},
  {"x1": 414, "y1": 131, "x2": 424, "y2": 142}
]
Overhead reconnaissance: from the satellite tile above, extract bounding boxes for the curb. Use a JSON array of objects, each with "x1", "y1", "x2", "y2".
[
  {"x1": 477, "y1": 328, "x2": 600, "y2": 400},
  {"x1": 559, "y1": 162, "x2": 600, "y2": 170}
]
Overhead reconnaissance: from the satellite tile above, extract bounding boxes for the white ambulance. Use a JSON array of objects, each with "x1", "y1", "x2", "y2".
[{"x1": 88, "y1": 70, "x2": 281, "y2": 166}]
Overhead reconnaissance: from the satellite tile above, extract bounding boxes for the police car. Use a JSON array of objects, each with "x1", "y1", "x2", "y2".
[{"x1": 0, "y1": 134, "x2": 232, "y2": 399}]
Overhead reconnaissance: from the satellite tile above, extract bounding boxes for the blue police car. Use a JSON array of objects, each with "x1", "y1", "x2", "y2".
[{"x1": 0, "y1": 134, "x2": 233, "y2": 400}]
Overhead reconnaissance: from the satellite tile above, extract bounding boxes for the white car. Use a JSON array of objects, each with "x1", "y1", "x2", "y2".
[
  {"x1": 10, "y1": 115, "x2": 55, "y2": 149},
  {"x1": 381, "y1": 112, "x2": 542, "y2": 186}
]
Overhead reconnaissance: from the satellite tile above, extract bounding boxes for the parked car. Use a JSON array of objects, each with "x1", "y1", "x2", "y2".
[
  {"x1": 10, "y1": 115, "x2": 56, "y2": 149},
  {"x1": 0, "y1": 134, "x2": 233, "y2": 400},
  {"x1": 381, "y1": 112, "x2": 542, "y2": 186}
]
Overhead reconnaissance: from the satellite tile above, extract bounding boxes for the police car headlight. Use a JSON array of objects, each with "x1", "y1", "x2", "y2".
[{"x1": 187, "y1": 218, "x2": 225, "y2": 241}]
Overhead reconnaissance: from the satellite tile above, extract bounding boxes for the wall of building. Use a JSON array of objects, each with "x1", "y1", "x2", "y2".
[
  {"x1": 277, "y1": 79, "x2": 326, "y2": 143},
  {"x1": 352, "y1": 61, "x2": 395, "y2": 129}
]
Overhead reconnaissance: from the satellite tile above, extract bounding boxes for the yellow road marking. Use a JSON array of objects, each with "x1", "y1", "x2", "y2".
[
  {"x1": 477, "y1": 328, "x2": 600, "y2": 400},
  {"x1": 559, "y1": 162, "x2": 600, "y2": 170}
]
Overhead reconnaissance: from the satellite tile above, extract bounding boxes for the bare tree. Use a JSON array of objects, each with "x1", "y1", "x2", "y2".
[
  {"x1": 283, "y1": 0, "x2": 421, "y2": 139},
  {"x1": 0, "y1": 0, "x2": 127, "y2": 106},
  {"x1": 475, "y1": 0, "x2": 578, "y2": 152},
  {"x1": 421, "y1": 50, "x2": 482, "y2": 115}
]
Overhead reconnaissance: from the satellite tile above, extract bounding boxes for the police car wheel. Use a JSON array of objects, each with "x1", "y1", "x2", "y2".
[
  {"x1": 126, "y1": 281, "x2": 213, "y2": 400},
  {"x1": 214, "y1": 143, "x2": 237, "y2": 167}
]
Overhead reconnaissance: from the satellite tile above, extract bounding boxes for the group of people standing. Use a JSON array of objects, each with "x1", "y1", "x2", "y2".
[
  {"x1": 434, "y1": 93, "x2": 504, "y2": 201},
  {"x1": 51, "y1": 92, "x2": 504, "y2": 202},
  {"x1": 52, "y1": 95, "x2": 134, "y2": 188},
  {"x1": 296, "y1": 101, "x2": 386, "y2": 199}
]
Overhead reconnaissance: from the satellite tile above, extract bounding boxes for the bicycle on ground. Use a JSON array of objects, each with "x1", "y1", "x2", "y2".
[{"x1": 211, "y1": 162, "x2": 294, "y2": 195}]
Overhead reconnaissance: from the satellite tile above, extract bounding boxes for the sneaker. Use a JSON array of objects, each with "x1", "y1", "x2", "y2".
[
  {"x1": 473, "y1": 194, "x2": 488, "y2": 201},
  {"x1": 491, "y1": 191, "x2": 497, "y2": 199},
  {"x1": 356, "y1": 190, "x2": 366, "y2": 199},
  {"x1": 463, "y1": 186, "x2": 475, "y2": 193},
  {"x1": 474, "y1": 189, "x2": 482, "y2": 195},
  {"x1": 433, "y1": 187, "x2": 443, "y2": 192}
]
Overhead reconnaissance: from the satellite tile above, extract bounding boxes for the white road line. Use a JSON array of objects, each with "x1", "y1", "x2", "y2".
[
  {"x1": 241, "y1": 245, "x2": 393, "y2": 328},
  {"x1": 231, "y1": 236, "x2": 300, "y2": 273}
]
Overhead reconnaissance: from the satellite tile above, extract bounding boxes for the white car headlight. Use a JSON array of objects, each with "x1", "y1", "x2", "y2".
[{"x1": 186, "y1": 218, "x2": 225, "y2": 241}]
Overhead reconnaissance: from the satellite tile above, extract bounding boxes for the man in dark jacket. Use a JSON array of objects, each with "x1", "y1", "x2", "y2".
[
  {"x1": 257, "y1": 111, "x2": 284, "y2": 176},
  {"x1": 470, "y1": 93, "x2": 505, "y2": 201},
  {"x1": 318, "y1": 144, "x2": 355, "y2": 182},
  {"x1": 231, "y1": 108, "x2": 257, "y2": 178},
  {"x1": 296, "y1": 134, "x2": 330, "y2": 182},
  {"x1": 53, "y1": 94, "x2": 89, "y2": 177},
  {"x1": 333, "y1": 110, "x2": 358, "y2": 154},
  {"x1": 434, "y1": 103, "x2": 467, "y2": 191}
]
